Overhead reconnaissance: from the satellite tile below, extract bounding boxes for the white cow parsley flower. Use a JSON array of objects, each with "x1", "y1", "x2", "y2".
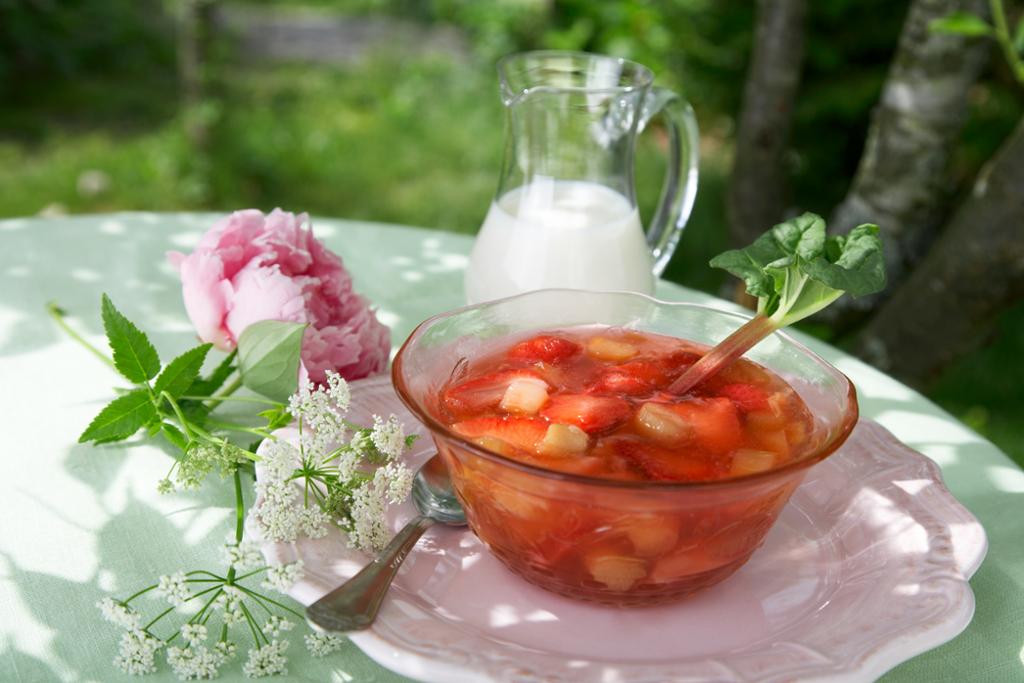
[
  {"x1": 167, "y1": 643, "x2": 224, "y2": 680},
  {"x1": 222, "y1": 536, "x2": 264, "y2": 571},
  {"x1": 242, "y1": 639, "x2": 289, "y2": 677},
  {"x1": 214, "y1": 640, "x2": 237, "y2": 660},
  {"x1": 370, "y1": 414, "x2": 405, "y2": 460},
  {"x1": 97, "y1": 597, "x2": 141, "y2": 630},
  {"x1": 345, "y1": 478, "x2": 389, "y2": 551},
  {"x1": 113, "y1": 628, "x2": 162, "y2": 675},
  {"x1": 261, "y1": 561, "x2": 304, "y2": 593},
  {"x1": 305, "y1": 632, "x2": 346, "y2": 657},
  {"x1": 180, "y1": 623, "x2": 207, "y2": 648},
  {"x1": 154, "y1": 571, "x2": 191, "y2": 607},
  {"x1": 261, "y1": 615, "x2": 294, "y2": 638},
  {"x1": 288, "y1": 375, "x2": 348, "y2": 455}
]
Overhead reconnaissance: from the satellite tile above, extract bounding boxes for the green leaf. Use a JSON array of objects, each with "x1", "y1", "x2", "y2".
[
  {"x1": 801, "y1": 224, "x2": 886, "y2": 297},
  {"x1": 258, "y1": 407, "x2": 294, "y2": 431},
  {"x1": 154, "y1": 344, "x2": 212, "y2": 400},
  {"x1": 709, "y1": 232, "x2": 784, "y2": 299},
  {"x1": 1014, "y1": 15, "x2": 1024, "y2": 54},
  {"x1": 101, "y1": 294, "x2": 160, "y2": 384},
  {"x1": 161, "y1": 423, "x2": 189, "y2": 451},
  {"x1": 188, "y1": 349, "x2": 237, "y2": 397},
  {"x1": 929, "y1": 11, "x2": 992, "y2": 37},
  {"x1": 79, "y1": 389, "x2": 157, "y2": 443},
  {"x1": 237, "y1": 320, "x2": 307, "y2": 402}
]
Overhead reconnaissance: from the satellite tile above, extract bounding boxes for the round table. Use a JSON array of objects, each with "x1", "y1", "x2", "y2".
[{"x1": 1, "y1": 213, "x2": 1020, "y2": 682}]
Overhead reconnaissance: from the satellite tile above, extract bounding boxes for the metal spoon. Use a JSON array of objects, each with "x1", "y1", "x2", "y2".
[{"x1": 305, "y1": 453, "x2": 466, "y2": 632}]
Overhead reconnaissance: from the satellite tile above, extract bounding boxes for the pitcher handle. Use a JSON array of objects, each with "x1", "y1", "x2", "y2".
[{"x1": 638, "y1": 87, "x2": 700, "y2": 277}]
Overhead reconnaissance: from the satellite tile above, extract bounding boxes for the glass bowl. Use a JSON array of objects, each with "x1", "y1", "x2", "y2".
[{"x1": 392, "y1": 289, "x2": 858, "y2": 606}]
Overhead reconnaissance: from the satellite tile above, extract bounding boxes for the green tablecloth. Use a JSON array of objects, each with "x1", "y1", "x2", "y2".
[{"x1": 0, "y1": 213, "x2": 1020, "y2": 682}]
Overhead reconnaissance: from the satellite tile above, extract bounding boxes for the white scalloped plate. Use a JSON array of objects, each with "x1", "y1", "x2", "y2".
[{"x1": 257, "y1": 376, "x2": 987, "y2": 683}]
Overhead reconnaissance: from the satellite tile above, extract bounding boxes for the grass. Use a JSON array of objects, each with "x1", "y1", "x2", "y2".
[{"x1": 0, "y1": 52, "x2": 1020, "y2": 468}]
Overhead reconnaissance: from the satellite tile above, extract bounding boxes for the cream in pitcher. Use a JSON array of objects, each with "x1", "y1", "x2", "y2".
[{"x1": 465, "y1": 51, "x2": 699, "y2": 304}]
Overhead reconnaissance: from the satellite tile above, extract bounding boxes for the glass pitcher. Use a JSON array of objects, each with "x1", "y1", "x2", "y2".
[{"x1": 465, "y1": 51, "x2": 699, "y2": 304}]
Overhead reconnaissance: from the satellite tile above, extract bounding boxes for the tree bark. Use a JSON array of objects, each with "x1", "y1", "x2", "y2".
[
  {"x1": 823, "y1": 0, "x2": 991, "y2": 326},
  {"x1": 855, "y1": 116, "x2": 1024, "y2": 387},
  {"x1": 178, "y1": 0, "x2": 217, "y2": 151},
  {"x1": 727, "y1": 0, "x2": 807, "y2": 251}
]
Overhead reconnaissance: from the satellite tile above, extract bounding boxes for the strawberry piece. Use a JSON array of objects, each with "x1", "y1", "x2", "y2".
[
  {"x1": 718, "y1": 383, "x2": 769, "y2": 412},
  {"x1": 443, "y1": 369, "x2": 547, "y2": 417},
  {"x1": 452, "y1": 416, "x2": 549, "y2": 454},
  {"x1": 667, "y1": 398, "x2": 743, "y2": 454},
  {"x1": 613, "y1": 438, "x2": 717, "y2": 482},
  {"x1": 589, "y1": 360, "x2": 667, "y2": 396},
  {"x1": 508, "y1": 335, "x2": 581, "y2": 364},
  {"x1": 541, "y1": 394, "x2": 632, "y2": 434}
]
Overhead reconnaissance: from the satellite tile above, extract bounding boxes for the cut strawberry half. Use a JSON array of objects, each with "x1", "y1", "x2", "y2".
[
  {"x1": 718, "y1": 383, "x2": 770, "y2": 412},
  {"x1": 443, "y1": 369, "x2": 547, "y2": 417},
  {"x1": 613, "y1": 438, "x2": 717, "y2": 482},
  {"x1": 666, "y1": 398, "x2": 743, "y2": 454},
  {"x1": 507, "y1": 335, "x2": 581, "y2": 364},
  {"x1": 452, "y1": 416, "x2": 549, "y2": 454},
  {"x1": 541, "y1": 394, "x2": 632, "y2": 434},
  {"x1": 588, "y1": 360, "x2": 668, "y2": 396}
]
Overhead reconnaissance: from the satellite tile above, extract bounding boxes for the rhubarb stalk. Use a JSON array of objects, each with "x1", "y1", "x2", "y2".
[{"x1": 669, "y1": 212, "x2": 886, "y2": 394}]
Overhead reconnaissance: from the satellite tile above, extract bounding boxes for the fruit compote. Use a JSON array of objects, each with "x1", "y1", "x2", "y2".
[
  {"x1": 430, "y1": 327, "x2": 818, "y2": 604},
  {"x1": 440, "y1": 327, "x2": 813, "y2": 483}
]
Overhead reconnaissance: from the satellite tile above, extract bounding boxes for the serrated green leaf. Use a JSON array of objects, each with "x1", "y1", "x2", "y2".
[
  {"x1": 101, "y1": 294, "x2": 160, "y2": 384},
  {"x1": 929, "y1": 11, "x2": 992, "y2": 37},
  {"x1": 188, "y1": 349, "x2": 237, "y2": 397},
  {"x1": 79, "y1": 389, "x2": 157, "y2": 443},
  {"x1": 155, "y1": 344, "x2": 212, "y2": 400},
  {"x1": 161, "y1": 423, "x2": 189, "y2": 451},
  {"x1": 258, "y1": 407, "x2": 294, "y2": 430},
  {"x1": 237, "y1": 320, "x2": 307, "y2": 402}
]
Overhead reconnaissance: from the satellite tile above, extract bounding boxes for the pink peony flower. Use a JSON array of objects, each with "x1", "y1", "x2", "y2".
[{"x1": 168, "y1": 209, "x2": 390, "y2": 384}]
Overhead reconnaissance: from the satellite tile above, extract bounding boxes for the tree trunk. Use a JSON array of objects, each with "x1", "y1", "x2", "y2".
[
  {"x1": 855, "y1": 116, "x2": 1024, "y2": 387},
  {"x1": 727, "y1": 0, "x2": 807, "y2": 250},
  {"x1": 178, "y1": 0, "x2": 216, "y2": 151},
  {"x1": 823, "y1": 0, "x2": 991, "y2": 327}
]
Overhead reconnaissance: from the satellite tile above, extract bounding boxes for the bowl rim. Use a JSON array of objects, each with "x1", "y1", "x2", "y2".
[{"x1": 392, "y1": 289, "x2": 859, "y2": 491}]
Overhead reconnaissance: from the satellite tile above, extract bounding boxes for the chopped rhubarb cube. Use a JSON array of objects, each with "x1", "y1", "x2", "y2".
[
  {"x1": 729, "y1": 449, "x2": 777, "y2": 476},
  {"x1": 539, "y1": 423, "x2": 590, "y2": 456},
  {"x1": 719, "y1": 383, "x2": 770, "y2": 412},
  {"x1": 634, "y1": 402, "x2": 693, "y2": 445},
  {"x1": 585, "y1": 336, "x2": 638, "y2": 362},
  {"x1": 500, "y1": 377, "x2": 549, "y2": 415},
  {"x1": 585, "y1": 553, "x2": 648, "y2": 591},
  {"x1": 541, "y1": 394, "x2": 631, "y2": 433},
  {"x1": 623, "y1": 516, "x2": 680, "y2": 557}
]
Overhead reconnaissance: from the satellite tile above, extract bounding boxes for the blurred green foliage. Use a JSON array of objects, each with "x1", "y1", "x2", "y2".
[{"x1": 0, "y1": 0, "x2": 1021, "y2": 465}]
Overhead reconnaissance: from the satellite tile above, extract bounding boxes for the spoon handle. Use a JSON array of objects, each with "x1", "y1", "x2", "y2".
[{"x1": 306, "y1": 515, "x2": 436, "y2": 632}]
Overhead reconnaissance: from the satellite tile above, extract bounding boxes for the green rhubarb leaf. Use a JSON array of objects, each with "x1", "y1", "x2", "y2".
[
  {"x1": 801, "y1": 224, "x2": 886, "y2": 297},
  {"x1": 79, "y1": 389, "x2": 157, "y2": 443},
  {"x1": 154, "y1": 344, "x2": 212, "y2": 400},
  {"x1": 237, "y1": 320, "x2": 307, "y2": 402},
  {"x1": 101, "y1": 294, "x2": 160, "y2": 384}
]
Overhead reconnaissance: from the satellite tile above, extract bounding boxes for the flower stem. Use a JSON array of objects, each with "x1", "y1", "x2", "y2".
[
  {"x1": 46, "y1": 301, "x2": 117, "y2": 371},
  {"x1": 145, "y1": 605, "x2": 177, "y2": 632},
  {"x1": 234, "y1": 585, "x2": 305, "y2": 619},
  {"x1": 667, "y1": 314, "x2": 779, "y2": 395},
  {"x1": 206, "y1": 418, "x2": 275, "y2": 439},
  {"x1": 162, "y1": 392, "x2": 197, "y2": 442},
  {"x1": 122, "y1": 584, "x2": 159, "y2": 604},
  {"x1": 179, "y1": 395, "x2": 279, "y2": 406},
  {"x1": 990, "y1": 0, "x2": 1024, "y2": 84},
  {"x1": 240, "y1": 601, "x2": 268, "y2": 646}
]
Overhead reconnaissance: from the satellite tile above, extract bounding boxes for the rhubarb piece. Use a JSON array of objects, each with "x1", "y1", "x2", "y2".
[
  {"x1": 500, "y1": 377, "x2": 549, "y2": 415},
  {"x1": 539, "y1": 423, "x2": 590, "y2": 456},
  {"x1": 668, "y1": 398, "x2": 743, "y2": 454},
  {"x1": 669, "y1": 213, "x2": 885, "y2": 395},
  {"x1": 634, "y1": 402, "x2": 693, "y2": 445},
  {"x1": 585, "y1": 336, "x2": 638, "y2": 362},
  {"x1": 585, "y1": 554, "x2": 648, "y2": 591},
  {"x1": 729, "y1": 449, "x2": 777, "y2": 476}
]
